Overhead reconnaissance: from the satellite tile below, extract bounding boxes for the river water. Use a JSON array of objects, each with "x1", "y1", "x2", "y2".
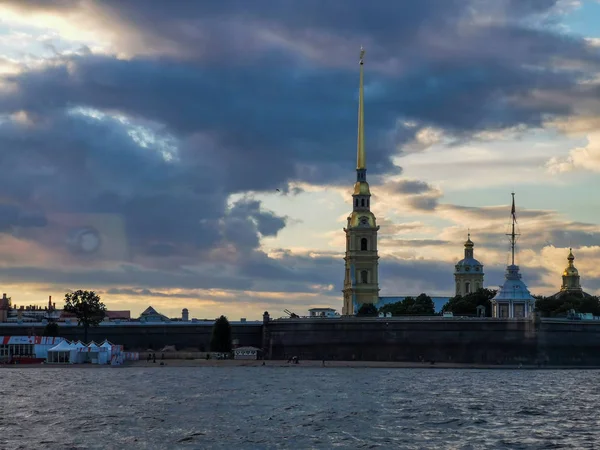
[{"x1": 1, "y1": 367, "x2": 598, "y2": 449}]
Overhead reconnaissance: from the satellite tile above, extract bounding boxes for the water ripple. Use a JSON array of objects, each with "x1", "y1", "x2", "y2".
[{"x1": 0, "y1": 367, "x2": 599, "y2": 449}]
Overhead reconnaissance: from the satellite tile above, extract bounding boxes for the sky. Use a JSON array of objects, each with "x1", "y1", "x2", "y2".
[{"x1": 1, "y1": 0, "x2": 600, "y2": 320}]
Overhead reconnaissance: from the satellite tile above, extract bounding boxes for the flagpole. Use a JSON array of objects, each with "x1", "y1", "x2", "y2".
[{"x1": 511, "y1": 192, "x2": 516, "y2": 266}]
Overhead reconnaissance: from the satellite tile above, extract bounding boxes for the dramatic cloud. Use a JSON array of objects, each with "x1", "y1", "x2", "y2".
[
  {"x1": 546, "y1": 131, "x2": 600, "y2": 173},
  {"x1": 0, "y1": 0, "x2": 600, "y2": 317}
]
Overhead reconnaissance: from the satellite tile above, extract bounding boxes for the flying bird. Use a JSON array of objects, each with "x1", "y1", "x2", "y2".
[{"x1": 276, "y1": 189, "x2": 280, "y2": 192}]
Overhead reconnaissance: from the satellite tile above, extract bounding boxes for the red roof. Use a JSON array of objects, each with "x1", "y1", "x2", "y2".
[{"x1": 105, "y1": 311, "x2": 131, "y2": 320}]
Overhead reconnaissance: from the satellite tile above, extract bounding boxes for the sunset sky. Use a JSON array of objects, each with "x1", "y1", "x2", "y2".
[{"x1": 1, "y1": 0, "x2": 600, "y2": 320}]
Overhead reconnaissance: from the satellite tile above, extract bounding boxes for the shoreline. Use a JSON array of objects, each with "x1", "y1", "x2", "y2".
[{"x1": 2, "y1": 359, "x2": 600, "y2": 370}]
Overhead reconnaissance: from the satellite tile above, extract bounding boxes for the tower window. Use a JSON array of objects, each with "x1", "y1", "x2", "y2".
[
  {"x1": 361, "y1": 270, "x2": 368, "y2": 284},
  {"x1": 355, "y1": 199, "x2": 358, "y2": 207},
  {"x1": 360, "y1": 238, "x2": 368, "y2": 251},
  {"x1": 465, "y1": 282, "x2": 471, "y2": 294},
  {"x1": 361, "y1": 199, "x2": 365, "y2": 207}
]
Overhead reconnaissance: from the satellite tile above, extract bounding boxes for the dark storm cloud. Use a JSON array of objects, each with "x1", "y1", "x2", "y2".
[
  {"x1": 388, "y1": 180, "x2": 435, "y2": 195},
  {"x1": 407, "y1": 196, "x2": 440, "y2": 212},
  {"x1": 2, "y1": 53, "x2": 399, "y2": 187}
]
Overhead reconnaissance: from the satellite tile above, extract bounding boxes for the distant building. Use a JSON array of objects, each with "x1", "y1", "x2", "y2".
[
  {"x1": 139, "y1": 306, "x2": 169, "y2": 322},
  {"x1": 491, "y1": 194, "x2": 535, "y2": 318},
  {"x1": 0, "y1": 294, "x2": 9, "y2": 322},
  {"x1": 454, "y1": 233, "x2": 484, "y2": 296},
  {"x1": 182, "y1": 308, "x2": 189, "y2": 321},
  {"x1": 308, "y1": 308, "x2": 338, "y2": 318}
]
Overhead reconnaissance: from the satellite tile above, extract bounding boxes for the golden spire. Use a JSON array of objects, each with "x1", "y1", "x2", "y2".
[{"x1": 356, "y1": 46, "x2": 365, "y2": 170}]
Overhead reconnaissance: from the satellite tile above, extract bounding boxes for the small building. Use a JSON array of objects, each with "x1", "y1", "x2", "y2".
[
  {"x1": 234, "y1": 346, "x2": 262, "y2": 360},
  {"x1": 491, "y1": 194, "x2": 535, "y2": 318},
  {"x1": 139, "y1": 306, "x2": 170, "y2": 322},
  {"x1": 0, "y1": 336, "x2": 65, "y2": 363},
  {"x1": 308, "y1": 307, "x2": 338, "y2": 318}
]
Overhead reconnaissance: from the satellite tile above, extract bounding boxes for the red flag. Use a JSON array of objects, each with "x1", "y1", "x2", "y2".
[{"x1": 511, "y1": 194, "x2": 516, "y2": 220}]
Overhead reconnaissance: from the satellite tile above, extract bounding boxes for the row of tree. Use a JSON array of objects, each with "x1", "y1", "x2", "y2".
[
  {"x1": 357, "y1": 293, "x2": 436, "y2": 316},
  {"x1": 356, "y1": 288, "x2": 600, "y2": 318}
]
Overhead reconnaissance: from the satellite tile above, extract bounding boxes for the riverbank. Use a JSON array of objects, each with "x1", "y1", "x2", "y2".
[
  {"x1": 3, "y1": 359, "x2": 598, "y2": 369},
  {"x1": 126, "y1": 360, "x2": 600, "y2": 369}
]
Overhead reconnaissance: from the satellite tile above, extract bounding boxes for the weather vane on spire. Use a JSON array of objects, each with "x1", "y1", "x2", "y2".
[{"x1": 360, "y1": 46, "x2": 365, "y2": 64}]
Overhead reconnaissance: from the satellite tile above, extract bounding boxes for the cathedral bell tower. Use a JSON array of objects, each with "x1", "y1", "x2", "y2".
[
  {"x1": 454, "y1": 233, "x2": 484, "y2": 296},
  {"x1": 342, "y1": 47, "x2": 380, "y2": 316}
]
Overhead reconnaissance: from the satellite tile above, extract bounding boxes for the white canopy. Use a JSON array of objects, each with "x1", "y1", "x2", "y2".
[
  {"x1": 100, "y1": 341, "x2": 112, "y2": 349},
  {"x1": 73, "y1": 341, "x2": 86, "y2": 350},
  {"x1": 88, "y1": 342, "x2": 100, "y2": 350},
  {"x1": 48, "y1": 340, "x2": 73, "y2": 352}
]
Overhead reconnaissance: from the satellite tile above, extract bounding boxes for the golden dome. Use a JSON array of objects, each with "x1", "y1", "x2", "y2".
[
  {"x1": 563, "y1": 248, "x2": 579, "y2": 277},
  {"x1": 353, "y1": 181, "x2": 371, "y2": 196}
]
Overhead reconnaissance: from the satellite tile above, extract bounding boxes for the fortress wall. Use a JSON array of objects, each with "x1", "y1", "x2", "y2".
[
  {"x1": 265, "y1": 318, "x2": 539, "y2": 363},
  {"x1": 535, "y1": 319, "x2": 600, "y2": 365},
  {"x1": 1, "y1": 318, "x2": 599, "y2": 365}
]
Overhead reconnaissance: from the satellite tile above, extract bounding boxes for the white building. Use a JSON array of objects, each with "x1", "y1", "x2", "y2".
[
  {"x1": 491, "y1": 194, "x2": 535, "y2": 318},
  {"x1": 308, "y1": 308, "x2": 339, "y2": 318},
  {"x1": 492, "y1": 264, "x2": 535, "y2": 318},
  {"x1": 234, "y1": 346, "x2": 262, "y2": 360}
]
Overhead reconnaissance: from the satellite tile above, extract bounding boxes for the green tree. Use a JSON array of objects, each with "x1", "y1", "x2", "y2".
[
  {"x1": 42, "y1": 322, "x2": 60, "y2": 337},
  {"x1": 442, "y1": 288, "x2": 496, "y2": 316},
  {"x1": 378, "y1": 294, "x2": 435, "y2": 316},
  {"x1": 356, "y1": 303, "x2": 378, "y2": 316},
  {"x1": 210, "y1": 315, "x2": 232, "y2": 352},
  {"x1": 535, "y1": 294, "x2": 600, "y2": 317},
  {"x1": 412, "y1": 293, "x2": 435, "y2": 315},
  {"x1": 63, "y1": 290, "x2": 107, "y2": 342}
]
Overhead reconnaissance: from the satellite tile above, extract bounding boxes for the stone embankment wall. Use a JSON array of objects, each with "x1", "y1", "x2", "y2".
[
  {"x1": 263, "y1": 317, "x2": 600, "y2": 365},
  {"x1": 1, "y1": 317, "x2": 599, "y2": 365}
]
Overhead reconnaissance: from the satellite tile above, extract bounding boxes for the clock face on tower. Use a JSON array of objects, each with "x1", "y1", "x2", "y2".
[{"x1": 359, "y1": 216, "x2": 369, "y2": 227}]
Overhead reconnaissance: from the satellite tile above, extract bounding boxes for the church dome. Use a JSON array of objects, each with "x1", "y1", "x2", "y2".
[
  {"x1": 562, "y1": 249, "x2": 579, "y2": 277},
  {"x1": 455, "y1": 233, "x2": 484, "y2": 273},
  {"x1": 456, "y1": 257, "x2": 483, "y2": 270}
]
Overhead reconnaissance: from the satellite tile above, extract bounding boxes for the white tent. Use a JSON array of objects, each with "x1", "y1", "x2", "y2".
[
  {"x1": 47, "y1": 340, "x2": 75, "y2": 364},
  {"x1": 71, "y1": 341, "x2": 87, "y2": 364},
  {"x1": 100, "y1": 341, "x2": 113, "y2": 360},
  {"x1": 83, "y1": 341, "x2": 108, "y2": 364}
]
